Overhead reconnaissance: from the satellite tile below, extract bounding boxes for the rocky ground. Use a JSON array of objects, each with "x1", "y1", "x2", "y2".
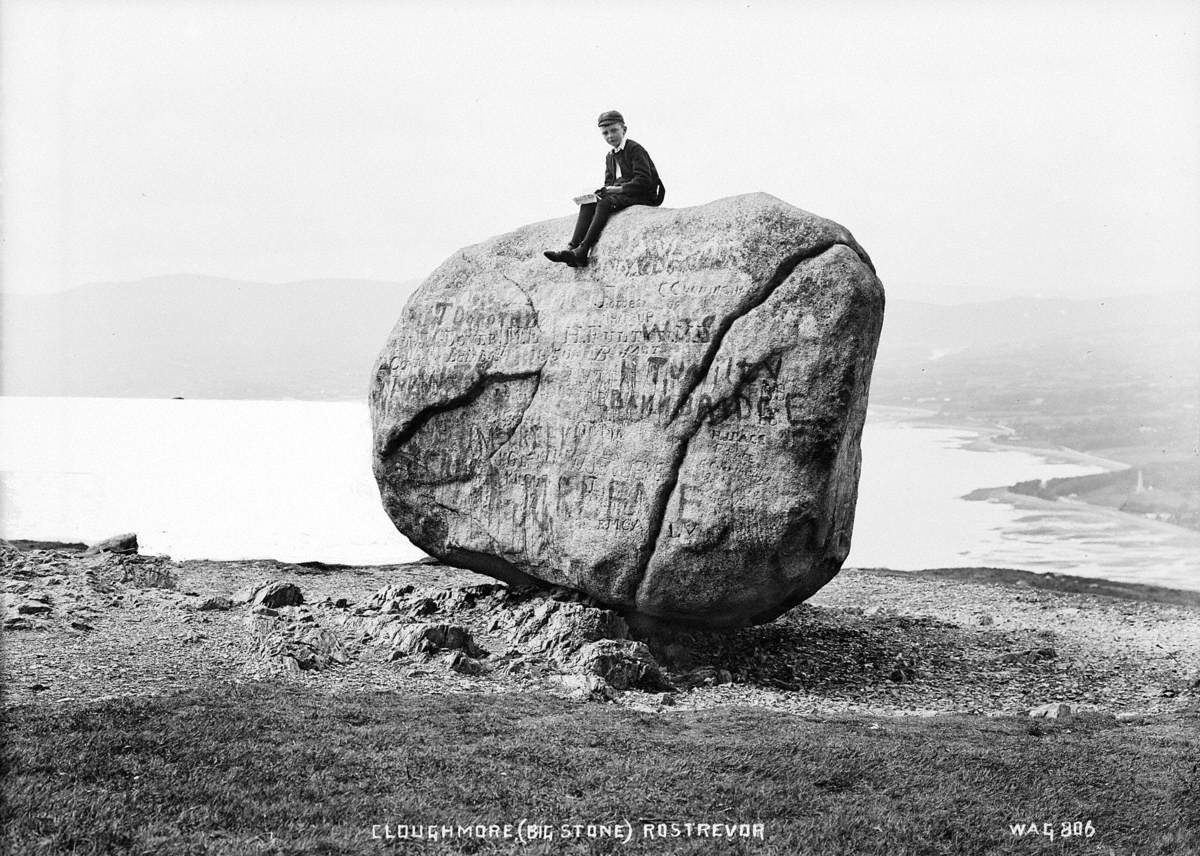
[{"x1": 3, "y1": 540, "x2": 1198, "y2": 721}]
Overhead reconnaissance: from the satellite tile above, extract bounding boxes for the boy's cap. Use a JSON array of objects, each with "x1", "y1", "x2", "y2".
[{"x1": 597, "y1": 110, "x2": 625, "y2": 127}]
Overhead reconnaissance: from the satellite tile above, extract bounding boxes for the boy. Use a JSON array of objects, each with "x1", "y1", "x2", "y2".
[{"x1": 544, "y1": 110, "x2": 665, "y2": 268}]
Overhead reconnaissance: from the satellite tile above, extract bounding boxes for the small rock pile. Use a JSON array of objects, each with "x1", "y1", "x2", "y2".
[
  {"x1": 491, "y1": 595, "x2": 674, "y2": 697},
  {"x1": 242, "y1": 582, "x2": 351, "y2": 673},
  {"x1": 238, "y1": 577, "x2": 682, "y2": 699},
  {"x1": 1, "y1": 538, "x2": 176, "y2": 632}
]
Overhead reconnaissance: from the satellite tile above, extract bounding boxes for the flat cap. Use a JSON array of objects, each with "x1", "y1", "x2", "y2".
[{"x1": 597, "y1": 110, "x2": 625, "y2": 127}]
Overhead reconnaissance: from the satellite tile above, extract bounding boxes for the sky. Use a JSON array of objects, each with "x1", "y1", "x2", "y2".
[{"x1": 2, "y1": 0, "x2": 1198, "y2": 303}]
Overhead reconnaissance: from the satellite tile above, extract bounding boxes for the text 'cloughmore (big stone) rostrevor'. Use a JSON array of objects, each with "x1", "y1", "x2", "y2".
[{"x1": 370, "y1": 193, "x2": 884, "y2": 628}]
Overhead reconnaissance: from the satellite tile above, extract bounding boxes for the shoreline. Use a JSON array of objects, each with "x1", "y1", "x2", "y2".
[
  {"x1": 957, "y1": 431, "x2": 1129, "y2": 473},
  {"x1": 868, "y1": 409, "x2": 1197, "y2": 558},
  {"x1": 870, "y1": 406, "x2": 1130, "y2": 473},
  {"x1": 962, "y1": 484, "x2": 1200, "y2": 541}
]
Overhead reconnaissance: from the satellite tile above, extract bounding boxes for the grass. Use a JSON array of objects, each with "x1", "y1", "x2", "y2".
[{"x1": 2, "y1": 683, "x2": 1198, "y2": 855}]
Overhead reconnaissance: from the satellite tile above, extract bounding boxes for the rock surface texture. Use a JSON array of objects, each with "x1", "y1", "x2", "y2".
[{"x1": 370, "y1": 193, "x2": 884, "y2": 627}]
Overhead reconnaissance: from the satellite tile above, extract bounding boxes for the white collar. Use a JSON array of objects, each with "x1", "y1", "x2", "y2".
[{"x1": 612, "y1": 137, "x2": 627, "y2": 154}]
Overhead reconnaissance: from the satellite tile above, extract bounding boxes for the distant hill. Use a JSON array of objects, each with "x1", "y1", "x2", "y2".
[
  {"x1": 1, "y1": 276, "x2": 420, "y2": 399},
  {"x1": 870, "y1": 291, "x2": 1199, "y2": 455},
  {"x1": 2, "y1": 278, "x2": 1197, "y2": 454},
  {"x1": 875, "y1": 292, "x2": 1198, "y2": 370}
]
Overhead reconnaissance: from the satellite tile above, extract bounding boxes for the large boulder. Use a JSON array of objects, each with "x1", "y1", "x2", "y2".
[{"x1": 370, "y1": 193, "x2": 884, "y2": 627}]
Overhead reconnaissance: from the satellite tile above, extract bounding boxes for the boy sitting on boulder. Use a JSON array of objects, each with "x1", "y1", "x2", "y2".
[{"x1": 544, "y1": 110, "x2": 665, "y2": 268}]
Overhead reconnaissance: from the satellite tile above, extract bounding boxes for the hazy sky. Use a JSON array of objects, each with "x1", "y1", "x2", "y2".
[{"x1": 3, "y1": 0, "x2": 1198, "y2": 302}]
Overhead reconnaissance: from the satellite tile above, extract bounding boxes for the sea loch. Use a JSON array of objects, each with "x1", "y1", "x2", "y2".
[{"x1": 1, "y1": 397, "x2": 1197, "y2": 591}]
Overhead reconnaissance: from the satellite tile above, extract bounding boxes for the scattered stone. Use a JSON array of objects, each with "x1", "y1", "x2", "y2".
[
  {"x1": 370, "y1": 193, "x2": 884, "y2": 627},
  {"x1": 1028, "y1": 702, "x2": 1073, "y2": 721},
  {"x1": 252, "y1": 582, "x2": 304, "y2": 609},
  {"x1": 1073, "y1": 709, "x2": 1117, "y2": 724},
  {"x1": 197, "y1": 595, "x2": 234, "y2": 611},
  {"x1": 999, "y1": 647, "x2": 1056, "y2": 664},
  {"x1": 115, "y1": 556, "x2": 177, "y2": 590},
  {"x1": 976, "y1": 614, "x2": 995, "y2": 626},
  {"x1": 248, "y1": 619, "x2": 351, "y2": 672},
  {"x1": 888, "y1": 657, "x2": 919, "y2": 682},
  {"x1": 0, "y1": 541, "x2": 25, "y2": 564},
  {"x1": 437, "y1": 584, "x2": 507, "y2": 613},
  {"x1": 393, "y1": 623, "x2": 484, "y2": 658},
  {"x1": 679, "y1": 666, "x2": 733, "y2": 688},
  {"x1": 557, "y1": 674, "x2": 618, "y2": 703},
  {"x1": 334, "y1": 598, "x2": 349, "y2": 609},
  {"x1": 28, "y1": 684, "x2": 49, "y2": 693},
  {"x1": 233, "y1": 585, "x2": 260, "y2": 604},
  {"x1": 368, "y1": 585, "x2": 414, "y2": 606},
  {"x1": 83, "y1": 533, "x2": 138, "y2": 556},
  {"x1": 446, "y1": 651, "x2": 486, "y2": 676},
  {"x1": 406, "y1": 597, "x2": 439, "y2": 617},
  {"x1": 506, "y1": 598, "x2": 630, "y2": 662},
  {"x1": 251, "y1": 606, "x2": 280, "y2": 618},
  {"x1": 573, "y1": 639, "x2": 675, "y2": 692},
  {"x1": 69, "y1": 620, "x2": 94, "y2": 632},
  {"x1": 4, "y1": 543, "x2": 1199, "y2": 724},
  {"x1": 17, "y1": 598, "x2": 53, "y2": 615}
]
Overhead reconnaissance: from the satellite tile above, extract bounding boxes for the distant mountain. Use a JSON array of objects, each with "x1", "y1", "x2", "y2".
[
  {"x1": 871, "y1": 290, "x2": 1199, "y2": 455},
  {"x1": 1, "y1": 276, "x2": 420, "y2": 399},
  {"x1": 875, "y1": 291, "x2": 1198, "y2": 365},
  {"x1": 3, "y1": 278, "x2": 1197, "y2": 454}
]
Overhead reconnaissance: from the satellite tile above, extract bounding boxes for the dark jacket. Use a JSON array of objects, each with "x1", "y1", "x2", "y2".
[{"x1": 604, "y1": 138, "x2": 665, "y2": 205}]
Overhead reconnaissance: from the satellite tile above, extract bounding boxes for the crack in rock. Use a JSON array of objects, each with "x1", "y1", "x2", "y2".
[
  {"x1": 695, "y1": 345, "x2": 792, "y2": 426},
  {"x1": 379, "y1": 367, "x2": 544, "y2": 464},
  {"x1": 485, "y1": 371, "x2": 542, "y2": 465},
  {"x1": 667, "y1": 239, "x2": 857, "y2": 425},
  {"x1": 635, "y1": 241, "x2": 862, "y2": 604}
]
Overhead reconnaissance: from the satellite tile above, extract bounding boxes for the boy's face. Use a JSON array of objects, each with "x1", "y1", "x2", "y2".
[{"x1": 600, "y1": 122, "x2": 626, "y2": 149}]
